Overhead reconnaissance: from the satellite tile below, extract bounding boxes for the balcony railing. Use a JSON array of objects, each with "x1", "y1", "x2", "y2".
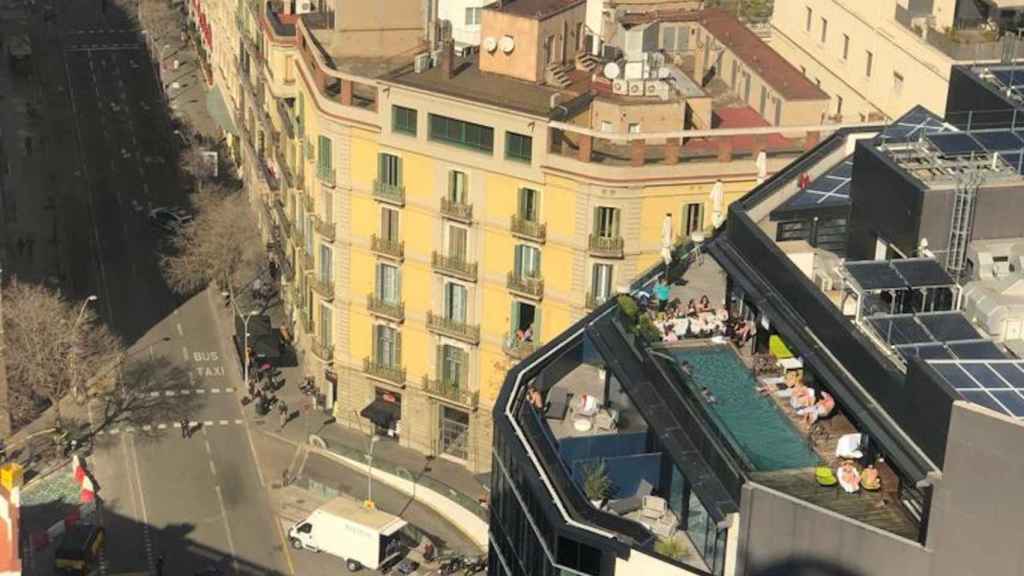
[
  {"x1": 373, "y1": 180, "x2": 405, "y2": 206},
  {"x1": 301, "y1": 252, "x2": 314, "y2": 271},
  {"x1": 431, "y1": 252, "x2": 477, "y2": 282},
  {"x1": 371, "y1": 234, "x2": 404, "y2": 260},
  {"x1": 363, "y1": 357, "x2": 405, "y2": 385},
  {"x1": 311, "y1": 336, "x2": 334, "y2": 363},
  {"x1": 317, "y1": 167, "x2": 336, "y2": 188},
  {"x1": 441, "y1": 197, "x2": 473, "y2": 223},
  {"x1": 367, "y1": 294, "x2": 405, "y2": 323},
  {"x1": 276, "y1": 99, "x2": 296, "y2": 139},
  {"x1": 510, "y1": 215, "x2": 546, "y2": 243},
  {"x1": 507, "y1": 272, "x2": 544, "y2": 299},
  {"x1": 422, "y1": 376, "x2": 479, "y2": 409},
  {"x1": 503, "y1": 334, "x2": 537, "y2": 360},
  {"x1": 585, "y1": 292, "x2": 610, "y2": 310},
  {"x1": 299, "y1": 311, "x2": 312, "y2": 334},
  {"x1": 303, "y1": 193, "x2": 314, "y2": 213},
  {"x1": 314, "y1": 216, "x2": 335, "y2": 242},
  {"x1": 265, "y1": 1, "x2": 297, "y2": 40},
  {"x1": 310, "y1": 275, "x2": 334, "y2": 301},
  {"x1": 292, "y1": 221, "x2": 305, "y2": 246},
  {"x1": 588, "y1": 234, "x2": 625, "y2": 259},
  {"x1": 426, "y1": 312, "x2": 480, "y2": 345}
]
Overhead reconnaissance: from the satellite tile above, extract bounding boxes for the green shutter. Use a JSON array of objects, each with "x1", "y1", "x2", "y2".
[
  {"x1": 533, "y1": 307, "x2": 542, "y2": 342},
  {"x1": 514, "y1": 245, "x2": 523, "y2": 277},
  {"x1": 396, "y1": 156, "x2": 403, "y2": 186},
  {"x1": 510, "y1": 301, "x2": 520, "y2": 335},
  {"x1": 593, "y1": 207, "x2": 601, "y2": 237},
  {"x1": 612, "y1": 208, "x2": 620, "y2": 237},
  {"x1": 395, "y1": 331, "x2": 402, "y2": 366},
  {"x1": 377, "y1": 153, "x2": 384, "y2": 182},
  {"x1": 437, "y1": 345, "x2": 445, "y2": 382}
]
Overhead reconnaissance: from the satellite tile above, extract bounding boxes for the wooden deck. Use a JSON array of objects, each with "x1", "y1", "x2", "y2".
[{"x1": 750, "y1": 468, "x2": 919, "y2": 541}]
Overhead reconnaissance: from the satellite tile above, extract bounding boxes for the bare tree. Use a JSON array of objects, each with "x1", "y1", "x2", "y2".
[
  {"x1": 2, "y1": 280, "x2": 124, "y2": 428},
  {"x1": 178, "y1": 143, "x2": 218, "y2": 194},
  {"x1": 161, "y1": 189, "x2": 264, "y2": 317}
]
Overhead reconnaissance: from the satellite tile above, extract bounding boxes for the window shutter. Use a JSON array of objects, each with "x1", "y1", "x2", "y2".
[
  {"x1": 396, "y1": 156, "x2": 404, "y2": 186},
  {"x1": 375, "y1": 264, "x2": 382, "y2": 297},
  {"x1": 454, "y1": 285, "x2": 466, "y2": 322},
  {"x1": 533, "y1": 307, "x2": 542, "y2": 341},
  {"x1": 510, "y1": 301, "x2": 520, "y2": 335},
  {"x1": 514, "y1": 245, "x2": 524, "y2": 277},
  {"x1": 372, "y1": 325, "x2": 379, "y2": 360},
  {"x1": 377, "y1": 153, "x2": 385, "y2": 182},
  {"x1": 532, "y1": 248, "x2": 542, "y2": 277},
  {"x1": 612, "y1": 208, "x2": 620, "y2": 237},
  {"x1": 593, "y1": 207, "x2": 601, "y2": 236},
  {"x1": 394, "y1": 330, "x2": 402, "y2": 366},
  {"x1": 518, "y1": 189, "x2": 527, "y2": 219}
]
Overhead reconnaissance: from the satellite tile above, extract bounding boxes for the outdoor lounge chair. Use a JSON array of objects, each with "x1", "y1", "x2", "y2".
[
  {"x1": 815, "y1": 466, "x2": 838, "y2": 487},
  {"x1": 545, "y1": 388, "x2": 571, "y2": 421},
  {"x1": 606, "y1": 479, "x2": 654, "y2": 516},
  {"x1": 642, "y1": 495, "x2": 668, "y2": 519}
]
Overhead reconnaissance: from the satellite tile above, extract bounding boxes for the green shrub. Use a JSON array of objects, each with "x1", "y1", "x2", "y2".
[
  {"x1": 637, "y1": 315, "x2": 663, "y2": 344},
  {"x1": 655, "y1": 537, "x2": 687, "y2": 561},
  {"x1": 617, "y1": 294, "x2": 638, "y2": 319},
  {"x1": 582, "y1": 461, "x2": 612, "y2": 501}
]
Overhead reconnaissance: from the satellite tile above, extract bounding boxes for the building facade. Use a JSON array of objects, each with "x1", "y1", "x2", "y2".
[{"x1": 221, "y1": 0, "x2": 833, "y2": 474}]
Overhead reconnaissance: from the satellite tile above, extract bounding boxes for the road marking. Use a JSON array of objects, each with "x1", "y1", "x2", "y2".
[
  {"x1": 126, "y1": 434, "x2": 155, "y2": 570},
  {"x1": 234, "y1": 419, "x2": 243, "y2": 424},
  {"x1": 214, "y1": 485, "x2": 240, "y2": 573},
  {"x1": 211, "y1": 388, "x2": 220, "y2": 393},
  {"x1": 179, "y1": 389, "x2": 190, "y2": 395},
  {"x1": 149, "y1": 391, "x2": 159, "y2": 397},
  {"x1": 219, "y1": 420, "x2": 229, "y2": 425},
  {"x1": 157, "y1": 424, "x2": 166, "y2": 430},
  {"x1": 182, "y1": 346, "x2": 189, "y2": 361},
  {"x1": 204, "y1": 420, "x2": 214, "y2": 426},
  {"x1": 165, "y1": 390, "x2": 175, "y2": 396},
  {"x1": 275, "y1": 515, "x2": 298, "y2": 575},
  {"x1": 209, "y1": 460, "x2": 217, "y2": 476},
  {"x1": 176, "y1": 323, "x2": 183, "y2": 336},
  {"x1": 142, "y1": 425, "x2": 151, "y2": 431}
]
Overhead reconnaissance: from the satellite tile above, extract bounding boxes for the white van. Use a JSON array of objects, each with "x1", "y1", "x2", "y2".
[{"x1": 288, "y1": 496, "x2": 408, "y2": 571}]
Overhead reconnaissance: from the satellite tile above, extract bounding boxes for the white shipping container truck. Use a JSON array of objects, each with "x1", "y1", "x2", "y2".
[{"x1": 288, "y1": 496, "x2": 408, "y2": 571}]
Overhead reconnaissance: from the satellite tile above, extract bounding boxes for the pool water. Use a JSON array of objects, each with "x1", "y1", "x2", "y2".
[{"x1": 668, "y1": 346, "x2": 820, "y2": 471}]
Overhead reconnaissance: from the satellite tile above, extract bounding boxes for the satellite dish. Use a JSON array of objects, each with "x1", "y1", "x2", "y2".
[
  {"x1": 483, "y1": 36, "x2": 498, "y2": 53},
  {"x1": 500, "y1": 35, "x2": 515, "y2": 54},
  {"x1": 603, "y1": 61, "x2": 621, "y2": 79}
]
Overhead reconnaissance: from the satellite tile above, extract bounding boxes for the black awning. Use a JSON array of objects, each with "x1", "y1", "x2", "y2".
[
  {"x1": 234, "y1": 314, "x2": 281, "y2": 360},
  {"x1": 360, "y1": 399, "x2": 400, "y2": 428}
]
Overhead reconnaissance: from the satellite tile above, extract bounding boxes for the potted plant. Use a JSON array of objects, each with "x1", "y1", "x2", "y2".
[
  {"x1": 582, "y1": 462, "x2": 612, "y2": 506},
  {"x1": 655, "y1": 537, "x2": 687, "y2": 561}
]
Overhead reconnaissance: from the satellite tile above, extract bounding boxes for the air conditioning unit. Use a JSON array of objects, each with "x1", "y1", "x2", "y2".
[
  {"x1": 649, "y1": 81, "x2": 670, "y2": 100},
  {"x1": 628, "y1": 81, "x2": 643, "y2": 96},
  {"x1": 414, "y1": 53, "x2": 431, "y2": 73},
  {"x1": 644, "y1": 81, "x2": 658, "y2": 96},
  {"x1": 295, "y1": 0, "x2": 314, "y2": 14},
  {"x1": 612, "y1": 79, "x2": 628, "y2": 94}
]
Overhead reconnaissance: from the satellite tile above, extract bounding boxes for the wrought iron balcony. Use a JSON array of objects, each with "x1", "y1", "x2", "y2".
[
  {"x1": 317, "y1": 167, "x2": 336, "y2": 188},
  {"x1": 431, "y1": 252, "x2": 477, "y2": 282},
  {"x1": 507, "y1": 272, "x2": 544, "y2": 299},
  {"x1": 585, "y1": 291, "x2": 608, "y2": 310},
  {"x1": 510, "y1": 215, "x2": 546, "y2": 243},
  {"x1": 299, "y1": 311, "x2": 312, "y2": 334},
  {"x1": 426, "y1": 312, "x2": 480, "y2": 345},
  {"x1": 367, "y1": 294, "x2": 404, "y2": 323},
  {"x1": 373, "y1": 180, "x2": 405, "y2": 206},
  {"x1": 310, "y1": 275, "x2": 334, "y2": 301},
  {"x1": 310, "y1": 336, "x2": 333, "y2": 363},
  {"x1": 371, "y1": 234, "x2": 404, "y2": 260},
  {"x1": 422, "y1": 375, "x2": 479, "y2": 409},
  {"x1": 503, "y1": 334, "x2": 537, "y2": 360},
  {"x1": 314, "y1": 216, "x2": 335, "y2": 242},
  {"x1": 363, "y1": 357, "x2": 405, "y2": 385},
  {"x1": 276, "y1": 100, "x2": 295, "y2": 139},
  {"x1": 303, "y1": 193, "x2": 314, "y2": 213},
  {"x1": 301, "y1": 252, "x2": 314, "y2": 271},
  {"x1": 588, "y1": 234, "x2": 625, "y2": 259},
  {"x1": 440, "y1": 197, "x2": 473, "y2": 223}
]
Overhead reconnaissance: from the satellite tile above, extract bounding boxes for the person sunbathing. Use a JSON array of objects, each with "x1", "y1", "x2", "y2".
[
  {"x1": 758, "y1": 371, "x2": 800, "y2": 396},
  {"x1": 802, "y1": 391, "x2": 836, "y2": 427},
  {"x1": 790, "y1": 384, "x2": 816, "y2": 410},
  {"x1": 687, "y1": 299, "x2": 698, "y2": 316},
  {"x1": 861, "y1": 464, "x2": 881, "y2": 491},
  {"x1": 698, "y1": 295, "x2": 711, "y2": 312},
  {"x1": 734, "y1": 320, "x2": 756, "y2": 345},
  {"x1": 837, "y1": 460, "x2": 861, "y2": 493}
]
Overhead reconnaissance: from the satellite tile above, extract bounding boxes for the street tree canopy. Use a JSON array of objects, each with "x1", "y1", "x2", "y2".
[
  {"x1": 2, "y1": 280, "x2": 124, "y2": 428},
  {"x1": 160, "y1": 188, "x2": 263, "y2": 304}
]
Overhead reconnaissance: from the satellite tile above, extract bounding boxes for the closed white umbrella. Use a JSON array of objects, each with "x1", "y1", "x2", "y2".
[
  {"x1": 660, "y1": 213, "x2": 673, "y2": 265},
  {"x1": 756, "y1": 150, "x2": 768, "y2": 184},
  {"x1": 710, "y1": 179, "x2": 725, "y2": 229}
]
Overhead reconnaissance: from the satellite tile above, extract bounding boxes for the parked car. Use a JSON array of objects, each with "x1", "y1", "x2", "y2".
[{"x1": 148, "y1": 207, "x2": 192, "y2": 233}]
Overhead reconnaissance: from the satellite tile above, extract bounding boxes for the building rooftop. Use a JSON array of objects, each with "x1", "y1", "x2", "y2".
[{"x1": 485, "y1": 0, "x2": 585, "y2": 19}]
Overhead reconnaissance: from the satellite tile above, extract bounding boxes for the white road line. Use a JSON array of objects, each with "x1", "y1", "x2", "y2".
[
  {"x1": 208, "y1": 460, "x2": 217, "y2": 476},
  {"x1": 172, "y1": 422, "x2": 182, "y2": 428},
  {"x1": 211, "y1": 388, "x2": 220, "y2": 393},
  {"x1": 219, "y1": 420, "x2": 229, "y2": 425},
  {"x1": 108, "y1": 429, "x2": 120, "y2": 435},
  {"x1": 149, "y1": 391, "x2": 159, "y2": 397},
  {"x1": 126, "y1": 434, "x2": 154, "y2": 569},
  {"x1": 195, "y1": 388, "x2": 205, "y2": 394},
  {"x1": 204, "y1": 420, "x2": 214, "y2": 426},
  {"x1": 182, "y1": 346, "x2": 189, "y2": 361},
  {"x1": 176, "y1": 323, "x2": 183, "y2": 336},
  {"x1": 188, "y1": 372, "x2": 195, "y2": 386},
  {"x1": 234, "y1": 419, "x2": 244, "y2": 424},
  {"x1": 214, "y1": 485, "x2": 240, "y2": 572},
  {"x1": 179, "y1": 389, "x2": 191, "y2": 395},
  {"x1": 142, "y1": 425, "x2": 152, "y2": 431},
  {"x1": 157, "y1": 424, "x2": 166, "y2": 430},
  {"x1": 148, "y1": 345, "x2": 154, "y2": 360},
  {"x1": 165, "y1": 390, "x2": 175, "y2": 396}
]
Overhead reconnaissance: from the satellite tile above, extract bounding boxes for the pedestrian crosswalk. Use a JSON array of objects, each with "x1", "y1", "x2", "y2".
[
  {"x1": 144, "y1": 386, "x2": 236, "y2": 397},
  {"x1": 66, "y1": 44, "x2": 145, "y2": 52},
  {"x1": 97, "y1": 419, "x2": 246, "y2": 435}
]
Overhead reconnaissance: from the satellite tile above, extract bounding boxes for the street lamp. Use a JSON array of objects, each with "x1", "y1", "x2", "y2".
[
  {"x1": 364, "y1": 435, "x2": 379, "y2": 510},
  {"x1": 71, "y1": 295, "x2": 98, "y2": 402},
  {"x1": 241, "y1": 309, "x2": 260, "y2": 397}
]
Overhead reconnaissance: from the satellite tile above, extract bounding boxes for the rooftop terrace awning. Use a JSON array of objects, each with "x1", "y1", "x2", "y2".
[{"x1": 205, "y1": 85, "x2": 237, "y2": 136}]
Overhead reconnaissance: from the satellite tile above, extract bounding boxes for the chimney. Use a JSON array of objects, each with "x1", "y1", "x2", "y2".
[{"x1": 440, "y1": 39, "x2": 455, "y2": 79}]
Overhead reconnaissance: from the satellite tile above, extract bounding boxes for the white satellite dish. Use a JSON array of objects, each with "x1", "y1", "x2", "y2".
[
  {"x1": 500, "y1": 35, "x2": 515, "y2": 54},
  {"x1": 483, "y1": 36, "x2": 498, "y2": 53},
  {"x1": 603, "y1": 61, "x2": 621, "y2": 79}
]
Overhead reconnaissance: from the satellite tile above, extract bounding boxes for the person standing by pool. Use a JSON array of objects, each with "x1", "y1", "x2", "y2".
[
  {"x1": 701, "y1": 387, "x2": 718, "y2": 405},
  {"x1": 654, "y1": 276, "x2": 671, "y2": 312}
]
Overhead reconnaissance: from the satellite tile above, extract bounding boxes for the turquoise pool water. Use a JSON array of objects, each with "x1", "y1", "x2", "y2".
[{"x1": 668, "y1": 346, "x2": 820, "y2": 471}]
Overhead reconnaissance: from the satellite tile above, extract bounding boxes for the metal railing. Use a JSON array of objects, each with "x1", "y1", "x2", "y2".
[
  {"x1": 301, "y1": 252, "x2": 314, "y2": 271},
  {"x1": 276, "y1": 100, "x2": 296, "y2": 139},
  {"x1": 441, "y1": 197, "x2": 473, "y2": 223},
  {"x1": 426, "y1": 312, "x2": 480, "y2": 345},
  {"x1": 310, "y1": 335, "x2": 334, "y2": 363},
  {"x1": 510, "y1": 215, "x2": 546, "y2": 243},
  {"x1": 585, "y1": 291, "x2": 608, "y2": 310},
  {"x1": 302, "y1": 193, "x2": 314, "y2": 213},
  {"x1": 588, "y1": 233, "x2": 625, "y2": 258},
  {"x1": 317, "y1": 167, "x2": 336, "y2": 188},
  {"x1": 367, "y1": 294, "x2": 405, "y2": 322},
  {"x1": 314, "y1": 216, "x2": 335, "y2": 242},
  {"x1": 310, "y1": 275, "x2": 334, "y2": 300},
  {"x1": 507, "y1": 272, "x2": 544, "y2": 299},
  {"x1": 370, "y1": 234, "x2": 404, "y2": 259},
  {"x1": 373, "y1": 180, "x2": 405, "y2": 206},
  {"x1": 363, "y1": 357, "x2": 405, "y2": 385},
  {"x1": 431, "y1": 252, "x2": 477, "y2": 282},
  {"x1": 503, "y1": 334, "x2": 536, "y2": 360},
  {"x1": 422, "y1": 375, "x2": 479, "y2": 409}
]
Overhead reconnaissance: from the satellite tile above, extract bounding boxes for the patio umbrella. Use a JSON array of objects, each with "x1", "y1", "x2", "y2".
[
  {"x1": 660, "y1": 213, "x2": 673, "y2": 265},
  {"x1": 756, "y1": 150, "x2": 768, "y2": 184},
  {"x1": 710, "y1": 179, "x2": 725, "y2": 229}
]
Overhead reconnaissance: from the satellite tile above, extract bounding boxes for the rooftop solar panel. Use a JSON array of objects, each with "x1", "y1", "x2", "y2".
[
  {"x1": 948, "y1": 340, "x2": 1006, "y2": 360},
  {"x1": 998, "y1": 151, "x2": 1024, "y2": 174},
  {"x1": 917, "y1": 313, "x2": 982, "y2": 342},
  {"x1": 890, "y1": 259, "x2": 955, "y2": 288},
  {"x1": 881, "y1": 107, "x2": 950, "y2": 142},
  {"x1": 962, "y1": 363, "x2": 1010, "y2": 388},
  {"x1": 927, "y1": 360, "x2": 1024, "y2": 419},
  {"x1": 772, "y1": 157, "x2": 853, "y2": 214},
  {"x1": 897, "y1": 344, "x2": 953, "y2": 362},
  {"x1": 959, "y1": 389, "x2": 1007, "y2": 412},
  {"x1": 992, "y1": 69, "x2": 1024, "y2": 89},
  {"x1": 991, "y1": 362, "x2": 1024, "y2": 384},
  {"x1": 927, "y1": 132, "x2": 984, "y2": 156},
  {"x1": 990, "y1": 390, "x2": 1024, "y2": 417},
  {"x1": 870, "y1": 316, "x2": 933, "y2": 345},
  {"x1": 970, "y1": 130, "x2": 1024, "y2": 151},
  {"x1": 845, "y1": 261, "x2": 907, "y2": 291}
]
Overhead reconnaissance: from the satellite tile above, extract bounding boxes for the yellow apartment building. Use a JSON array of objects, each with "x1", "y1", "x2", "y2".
[{"x1": 226, "y1": 0, "x2": 832, "y2": 473}]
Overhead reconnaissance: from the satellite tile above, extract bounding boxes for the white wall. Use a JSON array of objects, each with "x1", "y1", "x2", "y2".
[{"x1": 438, "y1": 0, "x2": 488, "y2": 47}]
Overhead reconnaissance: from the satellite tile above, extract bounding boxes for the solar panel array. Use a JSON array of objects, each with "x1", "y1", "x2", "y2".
[
  {"x1": 928, "y1": 359, "x2": 1024, "y2": 418},
  {"x1": 879, "y1": 107, "x2": 951, "y2": 142},
  {"x1": 845, "y1": 259, "x2": 954, "y2": 292},
  {"x1": 923, "y1": 130, "x2": 1024, "y2": 173},
  {"x1": 774, "y1": 156, "x2": 853, "y2": 213},
  {"x1": 867, "y1": 311, "x2": 1009, "y2": 365}
]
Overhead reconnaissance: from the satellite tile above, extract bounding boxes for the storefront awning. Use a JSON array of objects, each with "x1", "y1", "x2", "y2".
[
  {"x1": 360, "y1": 398, "x2": 400, "y2": 428},
  {"x1": 205, "y1": 85, "x2": 237, "y2": 136}
]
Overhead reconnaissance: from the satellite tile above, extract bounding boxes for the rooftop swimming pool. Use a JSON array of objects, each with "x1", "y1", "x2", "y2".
[{"x1": 666, "y1": 345, "x2": 820, "y2": 471}]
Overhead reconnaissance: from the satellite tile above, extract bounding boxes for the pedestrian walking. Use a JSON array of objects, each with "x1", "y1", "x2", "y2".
[
  {"x1": 279, "y1": 402, "x2": 289, "y2": 430},
  {"x1": 269, "y1": 258, "x2": 279, "y2": 282},
  {"x1": 180, "y1": 417, "x2": 190, "y2": 438}
]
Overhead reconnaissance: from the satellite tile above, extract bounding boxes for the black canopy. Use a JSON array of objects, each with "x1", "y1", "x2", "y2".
[
  {"x1": 233, "y1": 314, "x2": 281, "y2": 361},
  {"x1": 360, "y1": 398, "x2": 400, "y2": 428}
]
